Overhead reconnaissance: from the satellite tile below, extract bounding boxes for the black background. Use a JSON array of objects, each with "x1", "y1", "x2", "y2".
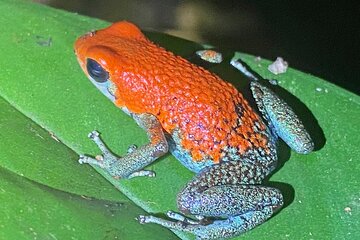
[{"x1": 42, "y1": 0, "x2": 360, "y2": 94}]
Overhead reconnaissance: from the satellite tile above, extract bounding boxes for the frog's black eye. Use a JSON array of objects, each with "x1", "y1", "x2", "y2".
[{"x1": 86, "y1": 58, "x2": 109, "y2": 83}]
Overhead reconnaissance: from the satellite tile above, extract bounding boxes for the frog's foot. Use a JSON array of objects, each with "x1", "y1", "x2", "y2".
[
  {"x1": 138, "y1": 208, "x2": 274, "y2": 240},
  {"x1": 78, "y1": 154, "x2": 105, "y2": 167},
  {"x1": 137, "y1": 214, "x2": 204, "y2": 235},
  {"x1": 78, "y1": 130, "x2": 156, "y2": 179},
  {"x1": 78, "y1": 113, "x2": 168, "y2": 178},
  {"x1": 78, "y1": 130, "x2": 119, "y2": 168},
  {"x1": 138, "y1": 211, "x2": 202, "y2": 228}
]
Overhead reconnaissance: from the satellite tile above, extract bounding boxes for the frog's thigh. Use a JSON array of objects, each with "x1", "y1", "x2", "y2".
[
  {"x1": 250, "y1": 81, "x2": 314, "y2": 154},
  {"x1": 175, "y1": 161, "x2": 283, "y2": 237},
  {"x1": 177, "y1": 177, "x2": 283, "y2": 218},
  {"x1": 178, "y1": 184, "x2": 282, "y2": 217}
]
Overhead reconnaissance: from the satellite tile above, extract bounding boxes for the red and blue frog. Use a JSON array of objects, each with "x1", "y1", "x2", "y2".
[{"x1": 74, "y1": 21, "x2": 314, "y2": 239}]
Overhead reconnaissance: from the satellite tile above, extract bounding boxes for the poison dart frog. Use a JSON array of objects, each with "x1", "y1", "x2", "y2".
[{"x1": 74, "y1": 21, "x2": 314, "y2": 240}]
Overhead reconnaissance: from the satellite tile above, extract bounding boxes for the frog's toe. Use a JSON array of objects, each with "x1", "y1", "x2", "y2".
[
  {"x1": 88, "y1": 130, "x2": 100, "y2": 139},
  {"x1": 78, "y1": 154, "x2": 104, "y2": 167},
  {"x1": 137, "y1": 214, "x2": 190, "y2": 230},
  {"x1": 136, "y1": 214, "x2": 215, "y2": 239},
  {"x1": 128, "y1": 170, "x2": 156, "y2": 179},
  {"x1": 137, "y1": 215, "x2": 149, "y2": 224},
  {"x1": 166, "y1": 211, "x2": 201, "y2": 225},
  {"x1": 127, "y1": 144, "x2": 138, "y2": 154},
  {"x1": 78, "y1": 154, "x2": 90, "y2": 164},
  {"x1": 85, "y1": 131, "x2": 118, "y2": 159}
]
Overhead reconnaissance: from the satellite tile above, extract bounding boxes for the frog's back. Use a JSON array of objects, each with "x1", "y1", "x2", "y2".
[{"x1": 89, "y1": 22, "x2": 277, "y2": 167}]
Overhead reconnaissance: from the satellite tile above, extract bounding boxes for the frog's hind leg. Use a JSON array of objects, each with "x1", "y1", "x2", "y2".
[
  {"x1": 139, "y1": 207, "x2": 275, "y2": 240},
  {"x1": 250, "y1": 81, "x2": 314, "y2": 154},
  {"x1": 230, "y1": 56, "x2": 314, "y2": 154},
  {"x1": 139, "y1": 160, "x2": 283, "y2": 239}
]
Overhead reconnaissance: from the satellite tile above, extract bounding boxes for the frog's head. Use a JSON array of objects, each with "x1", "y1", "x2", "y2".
[
  {"x1": 74, "y1": 21, "x2": 146, "y2": 103},
  {"x1": 74, "y1": 39, "x2": 119, "y2": 102}
]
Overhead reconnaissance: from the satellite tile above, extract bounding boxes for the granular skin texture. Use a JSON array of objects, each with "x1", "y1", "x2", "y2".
[
  {"x1": 75, "y1": 22, "x2": 269, "y2": 163},
  {"x1": 75, "y1": 21, "x2": 314, "y2": 240}
]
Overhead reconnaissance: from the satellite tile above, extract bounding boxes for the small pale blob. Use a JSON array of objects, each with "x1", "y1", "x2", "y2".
[
  {"x1": 254, "y1": 56, "x2": 262, "y2": 62},
  {"x1": 196, "y1": 50, "x2": 223, "y2": 63},
  {"x1": 344, "y1": 207, "x2": 352, "y2": 214},
  {"x1": 49, "y1": 131, "x2": 60, "y2": 142},
  {"x1": 268, "y1": 57, "x2": 288, "y2": 75},
  {"x1": 255, "y1": 56, "x2": 262, "y2": 67}
]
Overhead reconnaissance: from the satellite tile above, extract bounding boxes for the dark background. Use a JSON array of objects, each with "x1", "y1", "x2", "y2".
[{"x1": 37, "y1": 0, "x2": 359, "y2": 94}]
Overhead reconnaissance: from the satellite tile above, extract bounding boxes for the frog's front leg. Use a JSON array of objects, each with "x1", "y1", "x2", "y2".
[
  {"x1": 79, "y1": 113, "x2": 168, "y2": 179},
  {"x1": 139, "y1": 161, "x2": 283, "y2": 240}
]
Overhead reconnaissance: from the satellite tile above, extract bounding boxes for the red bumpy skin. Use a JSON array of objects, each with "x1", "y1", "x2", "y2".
[{"x1": 75, "y1": 21, "x2": 268, "y2": 163}]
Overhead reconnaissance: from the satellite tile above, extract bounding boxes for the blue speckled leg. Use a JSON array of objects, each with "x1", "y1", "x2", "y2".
[
  {"x1": 139, "y1": 160, "x2": 283, "y2": 239},
  {"x1": 78, "y1": 113, "x2": 168, "y2": 179},
  {"x1": 250, "y1": 81, "x2": 314, "y2": 154},
  {"x1": 230, "y1": 56, "x2": 314, "y2": 154},
  {"x1": 139, "y1": 206, "x2": 275, "y2": 240}
]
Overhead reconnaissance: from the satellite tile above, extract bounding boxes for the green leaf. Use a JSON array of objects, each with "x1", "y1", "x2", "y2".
[
  {"x1": 0, "y1": 0, "x2": 176, "y2": 239},
  {"x1": 0, "y1": 0, "x2": 359, "y2": 239},
  {"x1": 0, "y1": 95, "x2": 126, "y2": 201},
  {"x1": 0, "y1": 167, "x2": 176, "y2": 240}
]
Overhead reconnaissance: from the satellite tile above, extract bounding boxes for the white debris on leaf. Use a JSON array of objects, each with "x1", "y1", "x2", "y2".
[
  {"x1": 268, "y1": 57, "x2": 288, "y2": 75},
  {"x1": 344, "y1": 207, "x2": 352, "y2": 214},
  {"x1": 254, "y1": 56, "x2": 262, "y2": 67}
]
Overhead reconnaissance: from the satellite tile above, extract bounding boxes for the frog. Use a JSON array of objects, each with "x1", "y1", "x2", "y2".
[{"x1": 74, "y1": 21, "x2": 314, "y2": 240}]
